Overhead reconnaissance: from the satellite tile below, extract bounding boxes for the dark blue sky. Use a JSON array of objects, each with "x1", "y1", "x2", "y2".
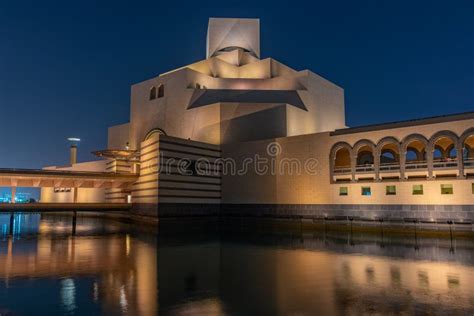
[{"x1": 1, "y1": 0, "x2": 473, "y2": 169}]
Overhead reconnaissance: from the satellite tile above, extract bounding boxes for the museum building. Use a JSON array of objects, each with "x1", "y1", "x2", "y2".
[{"x1": 41, "y1": 18, "x2": 474, "y2": 222}]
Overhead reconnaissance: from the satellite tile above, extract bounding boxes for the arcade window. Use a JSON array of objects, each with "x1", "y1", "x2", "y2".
[
  {"x1": 361, "y1": 186, "x2": 371, "y2": 196},
  {"x1": 339, "y1": 187, "x2": 348, "y2": 196},
  {"x1": 412, "y1": 185, "x2": 423, "y2": 195},
  {"x1": 441, "y1": 184, "x2": 453, "y2": 195},
  {"x1": 386, "y1": 185, "x2": 396, "y2": 195}
]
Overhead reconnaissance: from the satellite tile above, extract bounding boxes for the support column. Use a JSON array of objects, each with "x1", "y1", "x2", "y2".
[
  {"x1": 400, "y1": 149, "x2": 406, "y2": 180},
  {"x1": 329, "y1": 157, "x2": 335, "y2": 183},
  {"x1": 457, "y1": 143, "x2": 465, "y2": 179},
  {"x1": 427, "y1": 147, "x2": 434, "y2": 179},
  {"x1": 350, "y1": 154, "x2": 357, "y2": 182},
  {"x1": 374, "y1": 149, "x2": 381, "y2": 181},
  {"x1": 11, "y1": 187, "x2": 16, "y2": 204}
]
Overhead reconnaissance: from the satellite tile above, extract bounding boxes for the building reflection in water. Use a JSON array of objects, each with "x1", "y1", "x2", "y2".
[
  {"x1": 0, "y1": 213, "x2": 158, "y2": 316},
  {"x1": 0, "y1": 214, "x2": 473, "y2": 315},
  {"x1": 156, "y1": 228, "x2": 474, "y2": 315}
]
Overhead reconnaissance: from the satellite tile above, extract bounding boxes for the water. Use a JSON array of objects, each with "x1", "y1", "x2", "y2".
[{"x1": 0, "y1": 213, "x2": 473, "y2": 315}]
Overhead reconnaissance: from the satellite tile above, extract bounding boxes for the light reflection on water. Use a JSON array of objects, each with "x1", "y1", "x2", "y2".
[{"x1": 0, "y1": 213, "x2": 473, "y2": 315}]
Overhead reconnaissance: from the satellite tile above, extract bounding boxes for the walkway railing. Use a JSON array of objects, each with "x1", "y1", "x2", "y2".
[
  {"x1": 379, "y1": 163, "x2": 400, "y2": 171},
  {"x1": 333, "y1": 167, "x2": 351, "y2": 174},
  {"x1": 463, "y1": 158, "x2": 474, "y2": 168},
  {"x1": 355, "y1": 165, "x2": 374, "y2": 172},
  {"x1": 433, "y1": 160, "x2": 458, "y2": 169},
  {"x1": 405, "y1": 161, "x2": 428, "y2": 170},
  {"x1": 333, "y1": 158, "x2": 471, "y2": 180}
]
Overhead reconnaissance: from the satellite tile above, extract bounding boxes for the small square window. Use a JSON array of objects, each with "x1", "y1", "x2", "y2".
[
  {"x1": 441, "y1": 184, "x2": 453, "y2": 195},
  {"x1": 386, "y1": 185, "x2": 396, "y2": 195},
  {"x1": 412, "y1": 184, "x2": 423, "y2": 195},
  {"x1": 339, "y1": 187, "x2": 348, "y2": 196},
  {"x1": 361, "y1": 186, "x2": 371, "y2": 196}
]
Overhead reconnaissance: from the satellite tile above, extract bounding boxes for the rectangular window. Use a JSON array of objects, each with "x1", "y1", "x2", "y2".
[
  {"x1": 472, "y1": 183, "x2": 474, "y2": 194},
  {"x1": 441, "y1": 184, "x2": 453, "y2": 195},
  {"x1": 386, "y1": 185, "x2": 396, "y2": 195},
  {"x1": 339, "y1": 187, "x2": 348, "y2": 196},
  {"x1": 361, "y1": 186, "x2": 371, "y2": 196},
  {"x1": 412, "y1": 184, "x2": 423, "y2": 195}
]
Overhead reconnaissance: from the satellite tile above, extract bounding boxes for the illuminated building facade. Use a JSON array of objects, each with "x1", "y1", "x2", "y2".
[{"x1": 41, "y1": 18, "x2": 474, "y2": 222}]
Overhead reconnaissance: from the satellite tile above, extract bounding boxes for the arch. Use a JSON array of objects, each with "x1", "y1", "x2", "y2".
[
  {"x1": 353, "y1": 139, "x2": 376, "y2": 153},
  {"x1": 329, "y1": 142, "x2": 353, "y2": 170},
  {"x1": 401, "y1": 134, "x2": 429, "y2": 164},
  {"x1": 376, "y1": 136, "x2": 401, "y2": 164},
  {"x1": 330, "y1": 142, "x2": 353, "y2": 161},
  {"x1": 149, "y1": 86, "x2": 157, "y2": 100},
  {"x1": 428, "y1": 130, "x2": 459, "y2": 160},
  {"x1": 353, "y1": 139, "x2": 376, "y2": 166},
  {"x1": 428, "y1": 130, "x2": 459, "y2": 149},
  {"x1": 144, "y1": 128, "x2": 167, "y2": 141},
  {"x1": 376, "y1": 136, "x2": 400, "y2": 151},
  {"x1": 459, "y1": 127, "x2": 474, "y2": 145},
  {"x1": 459, "y1": 127, "x2": 474, "y2": 160},
  {"x1": 401, "y1": 134, "x2": 428, "y2": 152}
]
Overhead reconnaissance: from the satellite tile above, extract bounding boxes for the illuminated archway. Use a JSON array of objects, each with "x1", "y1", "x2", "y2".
[
  {"x1": 460, "y1": 128, "x2": 474, "y2": 161},
  {"x1": 330, "y1": 142, "x2": 352, "y2": 172},
  {"x1": 428, "y1": 131, "x2": 459, "y2": 162},
  {"x1": 376, "y1": 137, "x2": 400, "y2": 165},
  {"x1": 401, "y1": 134, "x2": 428, "y2": 163},
  {"x1": 353, "y1": 140, "x2": 376, "y2": 166}
]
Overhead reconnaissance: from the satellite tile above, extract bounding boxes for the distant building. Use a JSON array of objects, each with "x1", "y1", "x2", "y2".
[
  {"x1": 42, "y1": 18, "x2": 474, "y2": 222},
  {"x1": 0, "y1": 192, "x2": 32, "y2": 203}
]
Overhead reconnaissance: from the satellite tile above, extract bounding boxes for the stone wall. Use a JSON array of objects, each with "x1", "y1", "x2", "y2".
[
  {"x1": 220, "y1": 204, "x2": 474, "y2": 224},
  {"x1": 131, "y1": 202, "x2": 474, "y2": 227}
]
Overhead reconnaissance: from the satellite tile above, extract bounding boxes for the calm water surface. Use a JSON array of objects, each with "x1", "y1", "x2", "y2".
[{"x1": 0, "y1": 213, "x2": 473, "y2": 315}]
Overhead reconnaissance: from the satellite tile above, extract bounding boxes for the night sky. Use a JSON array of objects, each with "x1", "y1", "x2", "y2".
[{"x1": 1, "y1": 0, "x2": 473, "y2": 171}]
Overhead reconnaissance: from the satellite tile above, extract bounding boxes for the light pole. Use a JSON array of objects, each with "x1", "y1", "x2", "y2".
[{"x1": 67, "y1": 138, "x2": 81, "y2": 203}]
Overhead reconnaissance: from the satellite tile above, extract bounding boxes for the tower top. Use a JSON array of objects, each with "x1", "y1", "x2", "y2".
[{"x1": 206, "y1": 18, "x2": 260, "y2": 59}]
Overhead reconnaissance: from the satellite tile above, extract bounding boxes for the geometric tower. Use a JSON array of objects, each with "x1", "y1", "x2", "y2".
[{"x1": 206, "y1": 17, "x2": 260, "y2": 58}]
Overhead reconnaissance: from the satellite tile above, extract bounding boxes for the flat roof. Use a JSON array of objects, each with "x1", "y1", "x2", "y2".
[
  {"x1": 330, "y1": 111, "x2": 474, "y2": 136},
  {"x1": 0, "y1": 168, "x2": 138, "y2": 180}
]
